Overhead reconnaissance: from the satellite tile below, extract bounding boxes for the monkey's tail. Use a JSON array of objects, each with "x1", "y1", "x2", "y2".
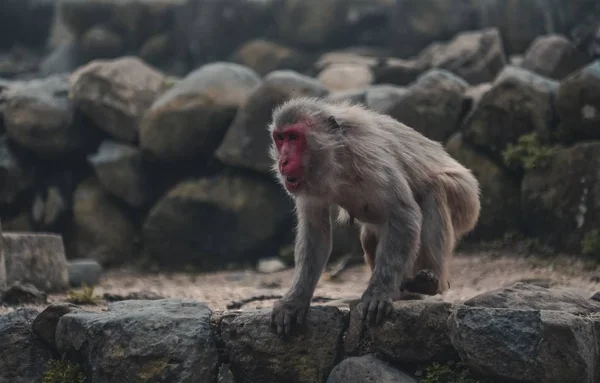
[{"x1": 438, "y1": 170, "x2": 481, "y2": 238}]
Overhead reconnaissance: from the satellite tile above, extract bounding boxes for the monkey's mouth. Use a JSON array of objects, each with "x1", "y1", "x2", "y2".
[{"x1": 285, "y1": 176, "x2": 302, "y2": 190}]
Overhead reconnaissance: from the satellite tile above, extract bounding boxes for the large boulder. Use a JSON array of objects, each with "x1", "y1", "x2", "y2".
[
  {"x1": 220, "y1": 307, "x2": 346, "y2": 383},
  {"x1": 317, "y1": 63, "x2": 374, "y2": 92},
  {"x1": 68, "y1": 178, "x2": 138, "y2": 266},
  {"x1": 140, "y1": 62, "x2": 261, "y2": 161},
  {"x1": 345, "y1": 301, "x2": 457, "y2": 363},
  {"x1": 0, "y1": 309, "x2": 54, "y2": 383},
  {"x1": 448, "y1": 283, "x2": 600, "y2": 382},
  {"x1": 521, "y1": 141, "x2": 600, "y2": 253},
  {"x1": 3, "y1": 232, "x2": 69, "y2": 293},
  {"x1": 446, "y1": 133, "x2": 521, "y2": 240},
  {"x1": 462, "y1": 66, "x2": 558, "y2": 157},
  {"x1": 87, "y1": 140, "x2": 150, "y2": 208},
  {"x1": 56, "y1": 299, "x2": 219, "y2": 382},
  {"x1": 521, "y1": 34, "x2": 590, "y2": 81},
  {"x1": 142, "y1": 174, "x2": 293, "y2": 269},
  {"x1": 70, "y1": 56, "x2": 169, "y2": 143},
  {"x1": 230, "y1": 39, "x2": 312, "y2": 77},
  {"x1": 3, "y1": 75, "x2": 98, "y2": 157},
  {"x1": 416, "y1": 28, "x2": 507, "y2": 85},
  {"x1": 364, "y1": 85, "x2": 408, "y2": 113},
  {"x1": 327, "y1": 355, "x2": 418, "y2": 383},
  {"x1": 175, "y1": 0, "x2": 275, "y2": 66},
  {"x1": 555, "y1": 60, "x2": 600, "y2": 143},
  {"x1": 0, "y1": 136, "x2": 33, "y2": 205},
  {"x1": 386, "y1": 69, "x2": 469, "y2": 143},
  {"x1": 390, "y1": 0, "x2": 477, "y2": 58},
  {"x1": 215, "y1": 70, "x2": 328, "y2": 174}
]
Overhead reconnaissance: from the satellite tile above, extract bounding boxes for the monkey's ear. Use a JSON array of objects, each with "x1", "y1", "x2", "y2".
[{"x1": 327, "y1": 116, "x2": 341, "y2": 131}]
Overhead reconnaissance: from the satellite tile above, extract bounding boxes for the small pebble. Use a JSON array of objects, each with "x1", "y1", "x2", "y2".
[{"x1": 257, "y1": 257, "x2": 287, "y2": 274}]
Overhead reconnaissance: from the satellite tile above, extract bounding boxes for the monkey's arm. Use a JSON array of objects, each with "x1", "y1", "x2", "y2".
[
  {"x1": 360, "y1": 173, "x2": 423, "y2": 324},
  {"x1": 271, "y1": 200, "x2": 332, "y2": 336}
]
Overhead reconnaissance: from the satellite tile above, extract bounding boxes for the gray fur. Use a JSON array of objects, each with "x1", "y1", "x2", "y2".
[{"x1": 268, "y1": 97, "x2": 481, "y2": 334}]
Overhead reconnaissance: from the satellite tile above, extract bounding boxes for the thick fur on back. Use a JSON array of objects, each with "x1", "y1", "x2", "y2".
[{"x1": 268, "y1": 97, "x2": 481, "y2": 238}]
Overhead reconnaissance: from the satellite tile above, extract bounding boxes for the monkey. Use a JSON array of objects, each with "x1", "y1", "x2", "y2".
[{"x1": 267, "y1": 97, "x2": 480, "y2": 336}]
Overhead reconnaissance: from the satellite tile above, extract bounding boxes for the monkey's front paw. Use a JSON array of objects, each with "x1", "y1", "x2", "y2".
[
  {"x1": 358, "y1": 290, "x2": 393, "y2": 325},
  {"x1": 270, "y1": 298, "x2": 310, "y2": 337}
]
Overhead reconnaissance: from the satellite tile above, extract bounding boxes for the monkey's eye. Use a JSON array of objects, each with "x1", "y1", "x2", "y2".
[
  {"x1": 288, "y1": 133, "x2": 297, "y2": 141},
  {"x1": 274, "y1": 133, "x2": 284, "y2": 141}
]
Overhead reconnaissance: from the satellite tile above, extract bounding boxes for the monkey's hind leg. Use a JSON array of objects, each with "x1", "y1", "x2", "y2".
[
  {"x1": 359, "y1": 225, "x2": 378, "y2": 271},
  {"x1": 411, "y1": 188, "x2": 454, "y2": 295}
]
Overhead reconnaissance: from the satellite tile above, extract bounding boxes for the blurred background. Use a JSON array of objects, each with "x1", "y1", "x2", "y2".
[{"x1": 0, "y1": 0, "x2": 599, "y2": 298}]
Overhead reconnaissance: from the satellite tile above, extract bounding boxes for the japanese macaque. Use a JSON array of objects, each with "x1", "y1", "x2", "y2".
[{"x1": 268, "y1": 97, "x2": 480, "y2": 336}]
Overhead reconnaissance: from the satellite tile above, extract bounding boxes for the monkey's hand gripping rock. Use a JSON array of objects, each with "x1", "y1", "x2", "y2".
[
  {"x1": 271, "y1": 297, "x2": 310, "y2": 336},
  {"x1": 358, "y1": 286, "x2": 394, "y2": 325}
]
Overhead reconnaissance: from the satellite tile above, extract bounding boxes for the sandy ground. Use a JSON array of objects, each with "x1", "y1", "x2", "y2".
[{"x1": 2, "y1": 247, "x2": 600, "y2": 315}]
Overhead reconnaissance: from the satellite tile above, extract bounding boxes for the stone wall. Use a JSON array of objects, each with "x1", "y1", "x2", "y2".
[{"x1": 1, "y1": 0, "x2": 600, "y2": 270}]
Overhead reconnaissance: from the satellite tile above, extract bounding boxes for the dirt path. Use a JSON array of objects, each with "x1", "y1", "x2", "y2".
[{"x1": 2, "y1": 249, "x2": 599, "y2": 314}]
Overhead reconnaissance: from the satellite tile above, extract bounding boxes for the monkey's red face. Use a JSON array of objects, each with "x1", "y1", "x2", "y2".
[{"x1": 272, "y1": 123, "x2": 308, "y2": 193}]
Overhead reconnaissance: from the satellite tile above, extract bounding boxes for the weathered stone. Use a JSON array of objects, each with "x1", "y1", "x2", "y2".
[
  {"x1": 3, "y1": 232, "x2": 69, "y2": 293},
  {"x1": 39, "y1": 42, "x2": 79, "y2": 77},
  {"x1": 218, "y1": 363, "x2": 236, "y2": 383},
  {"x1": 522, "y1": 34, "x2": 590, "y2": 80},
  {"x1": 327, "y1": 355, "x2": 418, "y2": 383},
  {"x1": 390, "y1": 0, "x2": 477, "y2": 58},
  {"x1": 257, "y1": 257, "x2": 287, "y2": 274},
  {"x1": 325, "y1": 88, "x2": 366, "y2": 105},
  {"x1": 364, "y1": 85, "x2": 408, "y2": 113},
  {"x1": 140, "y1": 62, "x2": 261, "y2": 161},
  {"x1": 464, "y1": 282, "x2": 600, "y2": 314},
  {"x1": 1, "y1": 282, "x2": 47, "y2": 305},
  {"x1": 0, "y1": 135, "x2": 33, "y2": 205},
  {"x1": 103, "y1": 291, "x2": 164, "y2": 302},
  {"x1": 68, "y1": 259, "x2": 104, "y2": 288},
  {"x1": 69, "y1": 178, "x2": 137, "y2": 266},
  {"x1": 417, "y1": 28, "x2": 507, "y2": 85},
  {"x1": 70, "y1": 56, "x2": 168, "y2": 143},
  {"x1": 139, "y1": 33, "x2": 173, "y2": 67},
  {"x1": 448, "y1": 305, "x2": 599, "y2": 383},
  {"x1": 0, "y1": 308, "x2": 54, "y2": 383},
  {"x1": 215, "y1": 70, "x2": 328, "y2": 173},
  {"x1": 221, "y1": 307, "x2": 345, "y2": 383},
  {"x1": 446, "y1": 133, "x2": 521, "y2": 239},
  {"x1": 56, "y1": 299, "x2": 219, "y2": 382},
  {"x1": 32, "y1": 303, "x2": 83, "y2": 352},
  {"x1": 345, "y1": 300, "x2": 456, "y2": 363},
  {"x1": 372, "y1": 58, "x2": 427, "y2": 86},
  {"x1": 3, "y1": 75, "x2": 95, "y2": 157},
  {"x1": 0, "y1": 46, "x2": 40, "y2": 79},
  {"x1": 143, "y1": 174, "x2": 292, "y2": 269},
  {"x1": 87, "y1": 140, "x2": 150, "y2": 207},
  {"x1": 317, "y1": 63, "x2": 374, "y2": 92},
  {"x1": 386, "y1": 69, "x2": 469, "y2": 143},
  {"x1": 79, "y1": 25, "x2": 124, "y2": 61},
  {"x1": 231, "y1": 39, "x2": 311, "y2": 77},
  {"x1": 462, "y1": 66, "x2": 558, "y2": 156},
  {"x1": 521, "y1": 141, "x2": 600, "y2": 253},
  {"x1": 555, "y1": 60, "x2": 600, "y2": 143}
]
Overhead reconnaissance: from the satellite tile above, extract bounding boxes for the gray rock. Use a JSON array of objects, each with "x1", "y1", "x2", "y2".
[
  {"x1": 317, "y1": 63, "x2": 374, "y2": 92},
  {"x1": 345, "y1": 300, "x2": 457, "y2": 363},
  {"x1": 231, "y1": 39, "x2": 312, "y2": 77},
  {"x1": 39, "y1": 42, "x2": 79, "y2": 77},
  {"x1": 365, "y1": 85, "x2": 408, "y2": 113},
  {"x1": 68, "y1": 259, "x2": 103, "y2": 287},
  {"x1": 87, "y1": 140, "x2": 150, "y2": 207},
  {"x1": 56, "y1": 299, "x2": 219, "y2": 382},
  {"x1": 0, "y1": 136, "x2": 33, "y2": 205},
  {"x1": 1, "y1": 282, "x2": 47, "y2": 305},
  {"x1": 448, "y1": 305, "x2": 599, "y2": 383},
  {"x1": 462, "y1": 65, "x2": 558, "y2": 156},
  {"x1": 522, "y1": 34, "x2": 589, "y2": 80},
  {"x1": 68, "y1": 178, "x2": 138, "y2": 266},
  {"x1": 464, "y1": 282, "x2": 600, "y2": 314},
  {"x1": 446, "y1": 132, "x2": 521, "y2": 239},
  {"x1": 3, "y1": 75, "x2": 92, "y2": 157},
  {"x1": 70, "y1": 56, "x2": 168, "y2": 143},
  {"x1": 143, "y1": 174, "x2": 293, "y2": 269},
  {"x1": 79, "y1": 25, "x2": 124, "y2": 61},
  {"x1": 417, "y1": 28, "x2": 507, "y2": 85},
  {"x1": 386, "y1": 69, "x2": 469, "y2": 143},
  {"x1": 372, "y1": 58, "x2": 428, "y2": 87},
  {"x1": 140, "y1": 62, "x2": 261, "y2": 161},
  {"x1": 0, "y1": 308, "x2": 54, "y2": 383},
  {"x1": 325, "y1": 88, "x2": 367, "y2": 105},
  {"x1": 220, "y1": 306, "x2": 345, "y2": 383},
  {"x1": 257, "y1": 257, "x2": 287, "y2": 274},
  {"x1": 521, "y1": 141, "x2": 600, "y2": 253},
  {"x1": 218, "y1": 363, "x2": 236, "y2": 383},
  {"x1": 3, "y1": 232, "x2": 69, "y2": 293},
  {"x1": 215, "y1": 70, "x2": 328, "y2": 173},
  {"x1": 327, "y1": 355, "x2": 418, "y2": 383},
  {"x1": 555, "y1": 60, "x2": 600, "y2": 143},
  {"x1": 32, "y1": 303, "x2": 83, "y2": 353}
]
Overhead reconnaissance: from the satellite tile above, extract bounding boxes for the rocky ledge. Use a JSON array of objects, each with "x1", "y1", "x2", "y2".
[{"x1": 1, "y1": 282, "x2": 599, "y2": 383}]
